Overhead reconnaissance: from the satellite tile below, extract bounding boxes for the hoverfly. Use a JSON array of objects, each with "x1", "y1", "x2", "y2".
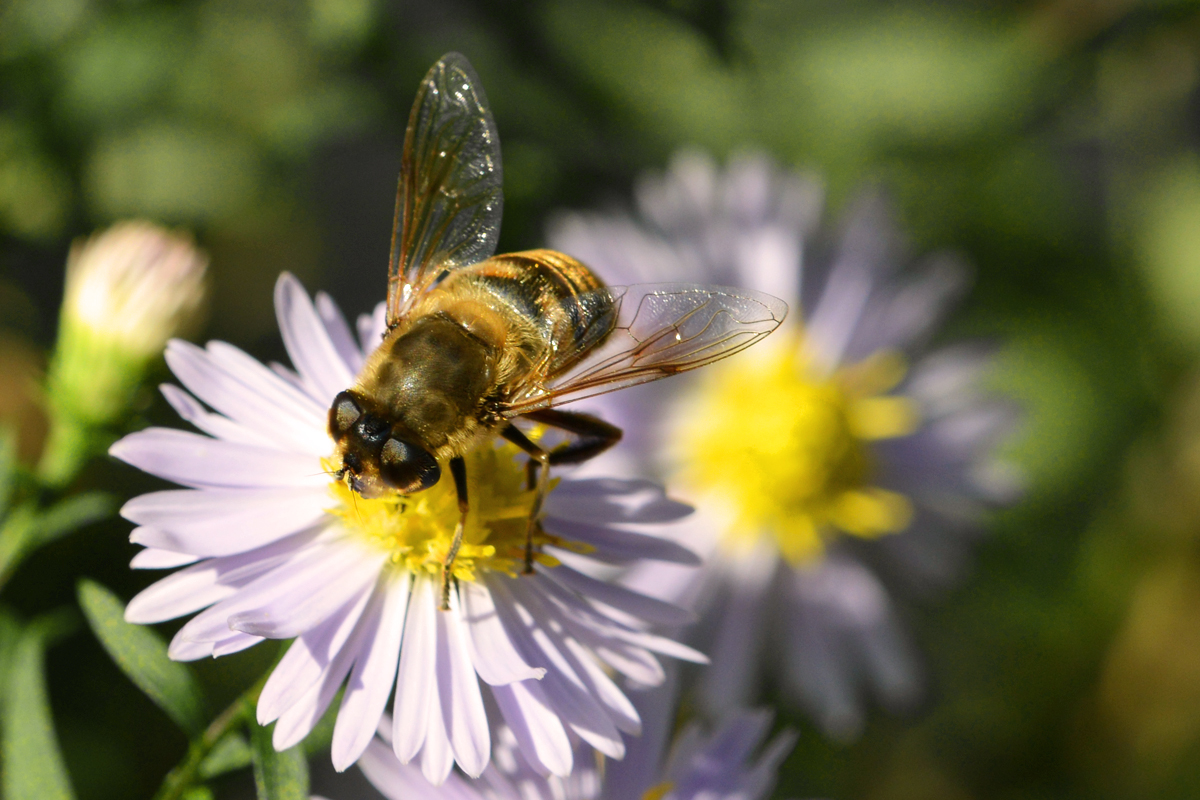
[{"x1": 329, "y1": 53, "x2": 787, "y2": 607}]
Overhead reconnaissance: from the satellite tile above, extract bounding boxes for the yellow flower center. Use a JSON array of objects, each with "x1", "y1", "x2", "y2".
[
  {"x1": 673, "y1": 333, "x2": 919, "y2": 564},
  {"x1": 642, "y1": 781, "x2": 674, "y2": 800},
  {"x1": 326, "y1": 436, "x2": 588, "y2": 582}
]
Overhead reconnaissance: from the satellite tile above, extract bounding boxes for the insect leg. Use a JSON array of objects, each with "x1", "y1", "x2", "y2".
[
  {"x1": 442, "y1": 455, "x2": 468, "y2": 610},
  {"x1": 521, "y1": 408, "x2": 623, "y2": 465},
  {"x1": 500, "y1": 424, "x2": 550, "y2": 574}
]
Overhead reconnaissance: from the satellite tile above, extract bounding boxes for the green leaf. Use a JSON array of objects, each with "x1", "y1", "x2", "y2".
[
  {"x1": 1, "y1": 615, "x2": 78, "y2": 800},
  {"x1": 0, "y1": 608, "x2": 20, "y2": 714},
  {"x1": 198, "y1": 732, "x2": 252, "y2": 779},
  {"x1": 181, "y1": 787, "x2": 215, "y2": 800},
  {"x1": 36, "y1": 492, "x2": 116, "y2": 546},
  {"x1": 77, "y1": 579, "x2": 208, "y2": 736},
  {"x1": 250, "y1": 722, "x2": 309, "y2": 800},
  {"x1": 0, "y1": 494, "x2": 115, "y2": 592},
  {"x1": 0, "y1": 426, "x2": 17, "y2": 517},
  {"x1": 0, "y1": 503, "x2": 37, "y2": 589}
]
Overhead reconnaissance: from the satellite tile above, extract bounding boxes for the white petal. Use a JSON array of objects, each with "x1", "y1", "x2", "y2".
[
  {"x1": 734, "y1": 223, "x2": 804, "y2": 310},
  {"x1": 358, "y1": 303, "x2": 387, "y2": 352},
  {"x1": 202, "y1": 340, "x2": 329, "y2": 416},
  {"x1": 268, "y1": 361, "x2": 307, "y2": 392},
  {"x1": 699, "y1": 546, "x2": 779, "y2": 717},
  {"x1": 541, "y1": 518, "x2": 699, "y2": 565},
  {"x1": 173, "y1": 540, "x2": 362, "y2": 643},
  {"x1": 780, "y1": 603, "x2": 860, "y2": 739},
  {"x1": 743, "y1": 730, "x2": 800, "y2": 797},
  {"x1": 228, "y1": 548, "x2": 386, "y2": 639},
  {"x1": 272, "y1": 674, "x2": 343, "y2": 752},
  {"x1": 330, "y1": 571, "x2": 410, "y2": 771},
  {"x1": 599, "y1": 622, "x2": 706, "y2": 664},
  {"x1": 125, "y1": 488, "x2": 329, "y2": 557},
  {"x1": 125, "y1": 541, "x2": 294, "y2": 624},
  {"x1": 392, "y1": 573, "x2": 436, "y2": 762},
  {"x1": 110, "y1": 428, "x2": 324, "y2": 490},
  {"x1": 618, "y1": 550, "x2": 711, "y2": 609},
  {"x1": 439, "y1": 588, "x2": 490, "y2": 777},
  {"x1": 600, "y1": 673, "x2": 678, "y2": 800},
  {"x1": 272, "y1": 587, "x2": 380, "y2": 751},
  {"x1": 545, "y1": 478, "x2": 691, "y2": 524},
  {"x1": 420, "y1": 670, "x2": 455, "y2": 786},
  {"x1": 853, "y1": 254, "x2": 967, "y2": 356},
  {"x1": 358, "y1": 739, "x2": 477, "y2": 800},
  {"x1": 159, "y1": 384, "x2": 269, "y2": 447},
  {"x1": 130, "y1": 547, "x2": 200, "y2": 569},
  {"x1": 211, "y1": 632, "x2": 263, "y2": 656},
  {"x1": 492, "y1": 581, "x2": 624, "y2": 759},
  {"x1": 699, "y1": 709, "x2": 773, "y2": 766},
  {"x1": 536, "y1": 574, "x2": 707, "y2": 664},
  {"x1": 543, "y1": 562, "x2": 694, "y2": 626},
  {"x1": 315, "y1": 292, "x2": 365, "y2": 374},
  {"x1": 515, "y1": 579, "x2": 641, "y2": 734},
  {"x1": 462, "y1": 580, "x2": 544, "y2": 685},
  {"x1": 589, "y1": 636, "x2": 665, "y2": 686},
  {"x1": 546, "y1": 575, "x2": 674, "y2": 691},
  {"x1": 803, "y1": 260, "x2": 874, "y2": 371},
  {"x1": 167, "y1": 635, "x2": 212, "y2": 661},
  {"x1": 275, "y1": 273, "x2": 355, "y2": 401},
  {"x1": 560, "y1": 633, "x2": 640, "y2": 735},
  {"x1": 257, "y1": 580, "x2": 376, "y2": 724},
  {"x1": 490, "y1": 680, "x2": 573, "y2": 778},
  {"x1": 164, "y1": 340, "x2": 328, "y2": 454}
]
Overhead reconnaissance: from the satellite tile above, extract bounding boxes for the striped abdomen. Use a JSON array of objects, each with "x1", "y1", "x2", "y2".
[{"x1": 453, "y1": 249, "x2": 616, "y2": 378}]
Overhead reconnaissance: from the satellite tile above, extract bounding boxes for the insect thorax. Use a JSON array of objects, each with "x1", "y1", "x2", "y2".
[{"x1": 357, "y1": 314, "x2": 499, "y2": 455}]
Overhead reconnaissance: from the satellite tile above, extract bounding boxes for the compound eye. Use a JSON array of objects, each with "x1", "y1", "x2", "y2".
[
  {"x1": 379, "y1": 437, "x2": 440, "y2": 494},
  {"x1": 329, "y1": 391, "x2": 362, "y2": 437}
]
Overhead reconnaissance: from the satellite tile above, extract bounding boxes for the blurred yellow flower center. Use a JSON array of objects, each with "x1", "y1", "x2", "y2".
[
  {"x1": 674, "y1": 334, "x2": 919, "y2": 564},
  {"x1": 642, "y1": 782, "x2": 674, "y2": 800},
  {"x1": 326, "y1": 437, "x2": 585, "y2": 582}
]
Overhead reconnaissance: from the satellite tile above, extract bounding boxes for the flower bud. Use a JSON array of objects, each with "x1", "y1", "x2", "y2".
[{"x1": 40, "y1": 222, "x2": 208, "y2": 484}]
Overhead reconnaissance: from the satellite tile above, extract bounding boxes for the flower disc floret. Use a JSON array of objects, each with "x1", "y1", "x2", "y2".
[
  {"x1": 325, "y1": 440, "x2": 576, "y2": 582},
  {"x1": 674, "y1": 335, "x2": 917, "y2": 564}
]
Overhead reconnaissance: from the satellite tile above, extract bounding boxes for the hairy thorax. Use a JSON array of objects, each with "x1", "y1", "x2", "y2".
[{"x1": 355, "y1": 313, "x2": 501, "y2": 459}]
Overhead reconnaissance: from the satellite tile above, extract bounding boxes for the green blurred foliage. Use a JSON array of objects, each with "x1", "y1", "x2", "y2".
[
  {"x1": 1134, "y1": 156, "x2": 1200, "y2": 349},
  {"x1": 0, "y1": 118, "x2": 73, "y2": 238},
  {"x1": 4, "y1": 0, "x2": 1200, "y2": 798}
]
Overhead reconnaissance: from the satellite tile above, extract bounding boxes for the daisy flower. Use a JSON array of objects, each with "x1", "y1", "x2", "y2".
[
  {"x1": 548, "y1": 150, "x2": 1021, "y2": 740},
  {"x1": 111, "y1": 273, "x2": 706, "y2": 783},
  {"x1": 355, "y1": 686, "x2": 797, "y2": 800}
]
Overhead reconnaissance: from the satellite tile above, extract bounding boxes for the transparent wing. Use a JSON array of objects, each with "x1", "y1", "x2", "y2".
[
  {"x1": 386, "y1": 52, "x2": 503, "y2": 326},
  {"x1": 505, "y1": 284, "x2": 788, "y2": 414}
]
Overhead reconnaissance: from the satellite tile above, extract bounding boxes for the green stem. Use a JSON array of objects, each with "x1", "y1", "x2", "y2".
[
  {"x1": 151, "y1": 677, "x2": 267, "y2": 800},
  {"x1": 0, "y1": 504, "x2": 36, "y2": 594},
  {"x1": 35, "y1": 414, "x2": 93, "y2": 489}
]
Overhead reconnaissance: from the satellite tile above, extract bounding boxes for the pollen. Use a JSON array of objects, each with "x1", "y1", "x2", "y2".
[
  {"x1": 672, "y1": 334, "x2": 919, "y2": 565},
  {"x1": 326, "y1": 436, "x2": 578, "y2": 581}
]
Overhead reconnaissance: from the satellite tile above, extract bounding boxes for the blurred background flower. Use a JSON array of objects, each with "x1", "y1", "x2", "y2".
[
  {"x1": 354, "y1": 702, "x2": 797, "y2": 800},
  {"x1": 551, "y1": 151, "x2": 1021, "y2": 741},
  {"x1": 2, "y1": 0, "x2": 1200, "y2": 799}
]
